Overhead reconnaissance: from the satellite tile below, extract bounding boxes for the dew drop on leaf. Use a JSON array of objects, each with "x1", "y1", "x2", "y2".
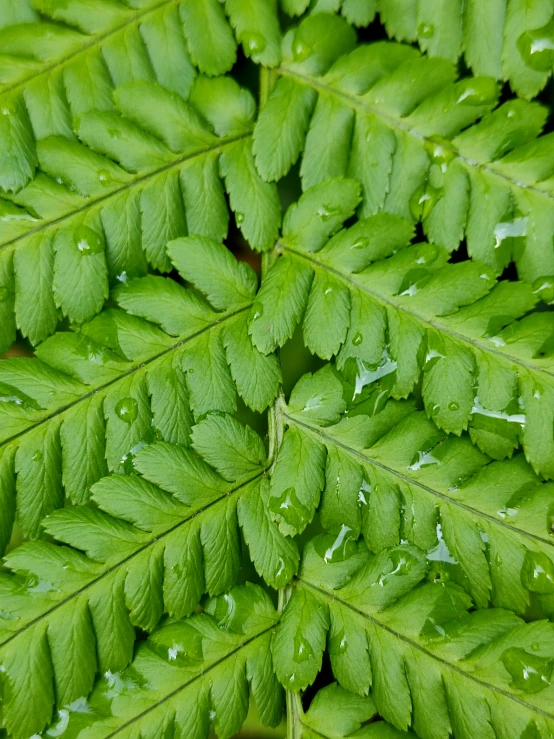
[
  {"x1": 74, "y1": 225, "x2": 104, "y2": 256},
  {"x1": 532, "y1": 275, "x2": 554, "y2": 305},
  {"x1": 268, "y1": 487, "x2": 311, "y2": 532},
  {"x1": 242, "y1": 31, "x2": 266, "y2": 54},
  {"x1": 409, "y1": 184, "x2": 443, "y2": 221},
  {"x1": 32, "y1": 450, "x2": 43, "y2": 463},
  {"x1": 448, "y1": 401, "x2": 459, "y2": 411},
  {"x1": 0, "y1": 286, "x2": 10, "y2": 302},
  {"x1": 501, "y1": 647, "x2": 553, "y2": 693},
  {"x1": 292, "y1": 32, "x2": 312, "y2": 61},
  {"x1": 351, "y1": 237, "x2": 369, "y2": 250},
  {"x1": 235, "y1": 211, "x2": 245, "y2": 225},
  {"x1": 521, "y1": 551, "x2": 554, "y2": 594},
  {"x1": 455, "y1": 77, "x2": 498, "y2": 106},
  {"x1": 330, "y1": 628, "x2": 348, "y2": 655},
  {"x1": 250, "y1": 302, "x2": 264, "y2": 322},
  {"x1": 517, "y1": 20, "x2": 554, "y2": 72},
  {"x1": 418, "y1": 22, "x2": 435, "y2": 38},
  {"x1": 115, "y1": 397, "x2": 138, "y2": 425},
  {"x1": 314, "y1": 526, "x2": 356, "y2": 563},
  {"x1": 352, "y1": 332, "x2": 363, "y2": 346},
  {"x1": 293, "y1": 632, "x2": 314, "y2": 663}
]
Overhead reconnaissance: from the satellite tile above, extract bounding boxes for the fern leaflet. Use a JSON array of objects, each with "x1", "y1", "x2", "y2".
[
  {"x1": 0, "y1": 239, "x2": 280, "y2": 546},
  {"x1": 270, "y1": 364, "x2": 554, "y2": 617},
  {"x1": 274, "y1": 541, "x2": 554, "y2": 738},
  {"x1": 254, "y1": 21, "x2": 554, "y2": 280},
  {"x1": 250, "y1": 178, "x2": 554, "y2": 481}
]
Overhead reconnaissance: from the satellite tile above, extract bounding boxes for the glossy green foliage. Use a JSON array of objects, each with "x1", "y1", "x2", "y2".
[
  {"x1": 272, "y1": 365, "x2": 554, "y2": 616},
  {"x1": 0, "y1": 420, "x2": 295, "y2": 737},
  {"x1": 251, "y1": 178, "x2": 554, "y2": 481},
  {"x1": 0, "y1": 240, "x2": 281, "y2": 548},
  {"x1": 279, "y1": 0, "x2": 554, "y2": 100},
  {"x1": 5, "y1": 583, "x2": 282, "y2": 739},
  {"x1": 0, "y1": 4, "x2": 282, "y2": 350},
  {"x1": 255, "y1": 24, "x2": 554, "y2": 282},
  {"x1": 275, "y1": 542, "x2": 554, "y2": 737}
]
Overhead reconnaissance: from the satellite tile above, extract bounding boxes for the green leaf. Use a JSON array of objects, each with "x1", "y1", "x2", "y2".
[
  {"x1": 269, "y1": 425, "x2": 326, "y2": 536},
  {"x1": 283, "y1": 539, "x2": 554, "y2": 737},
  {"x1": 179, "y1": 0, "x2": 237, "y2": 76},
  {"x1": 0, "y1": 244, "x2": 279, "y2": 549},
  {"x1": 272, "y1": 585, "x2": 330, "y2": 691},
  {"x1": 254, "y1": 37, "x2": 554, "y2": 279},
  {"x1": 191, "y1": 413, "x2": 268, "y2": 481},
  {"x1": 278, "y1": 365, "x2": 554, "y2": 616},
  {"x1": 0, "y1": 423, "x2": 281, "y2": 730},
  {"x1": 253, "y1": 178, "x2": 554, "y2": 480},
  {"x1": 225, "y1": 0, "x2": 282, "y2": 67},
  {"x1": 27, "y1": 584, "x2": 281, "y2": 739}
]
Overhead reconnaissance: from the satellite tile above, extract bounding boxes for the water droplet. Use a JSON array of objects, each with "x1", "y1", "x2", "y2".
[
  {"x1": 376, "y1": 549, "x2": 418, "y2": 586},
  {"x1": 448, "y1": 401, "x2": 459, "y2": 411},
  {"x1": 317, "y1": 205, "x2": 331, "y2": 221},
  {"x1": 0, "y1": 285, "x2": 11, "y2": 302},
  {"x1": 351, "y1": 237, "x2": 369, "y2": 250},
  {"x1": 314, "y1": 525, "x2": 355, "y2": 563},
  {"x1": 250, "y1": 302, "x2": 264, "y2": 322},
  {"x1": 532, "y1": 275, "x2": 554, "y2": 305},
  {"x1": 471, "y1": 396, "x2": 525, "y2": 426},
  {"x1": 32, "y1": 450, "x2": 43, "y2": 463},
  {"x1": 517, "y1": 20, "x2": 554, "y2": 72},
  {"x1": 292, "y1": 32, "x2": 312, "y2": 61},
  {"x1": 352, "y1": 332, "x2": 363, "y2": 346},
  {"x1": 241, "y1": 31, "x2": 266, "y2": 55},
  {"x1": 501, "y1": 647, "x2": 553, "y2": 693},
  {"x1": 330, "y1": 628, "x2": 348, "y2": 655},
  {"x1": 115, "y1": 397, "x2": 138, "y2": 425},
  {"x1": 424, "y1": 135, "x2": 457, "y2": 172},
  {"x1": 273, "y1": 556, "x2": 288, "y2": 588},
  {"x1": 427, "y1": 522, "x2": 458, "y2": 564},
  {"x1": 235, "y1": 211, "x2": 245, "y2": 225},
  {"x1": 74, "y1": 225, "x2": 104, "y2": 256},
  {"x1": 409, "y1": 184, "x2": 443, "y2": 221},
  {"x1": 418, "y1": 22, "x2": 435, "y2": 38},
  {"x1": 494, "y1": 217, "x2": 528, "y2": 250},
  {"x1": 97, "y1": 168, "x2": 112, "y2": 186},
  {"x1": 532, "y1": 642, "x2": 540, "y2": 651},
  {"x1": 268, "y1": 487, "x2": 311, "y2": 532},
  {"x1": 293, "y1": 632, "x2": 314, "y2": 663},
  {"x1": 455, "y1": 77, "x2": 498, "y2": 106},
  {"x1": 408, "y1": 448, "x2": 441, "y2": 471},
  {"x1": 521, "y1": 551, "x2": 554, "y2": 594}
]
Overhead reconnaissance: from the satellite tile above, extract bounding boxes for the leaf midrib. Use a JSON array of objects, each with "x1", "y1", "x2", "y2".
[
  {"x1": 280, "y1": 243, "x2": 554, "y2": 381},
  {"x1": 0, "y1": 304, "x2": 250, "y2": 449},
  {"x1": 103, "y1": 625, "x2": 274, "y2": 738},
  {"x1": 284, "y1": 411, "x2": 553, "y2": 549},
  {"x1": 299, "y1": 579, "x2": 554, "y2": 721},
  {"x1": 0, "y1": 133, "x2": 251, "y2": 253},
  {"x1": 0, "y1": 467, "x2": 267, "y2": 649},
  {"x1": 0, "y1": 0, "x2": 177, "y2": 98},
  {"x1": 278, "y1": 66, "x2": 554, "y2": 203}
]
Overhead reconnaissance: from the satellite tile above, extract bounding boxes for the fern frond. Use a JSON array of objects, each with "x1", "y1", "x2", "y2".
[
  {"x1": 0, "y1": 419, "x2": 296, "y2": 736},
  {"x1": 269, "y1": 364, "x2": 554, "y2": 616},
  {"x1": 297, "y1": 682, "x2": 416, "y2": 738},
  {"x1": 0, "y1": 239, "x2": 281, "y2": 546},
  {"x1": 274, "y1": 541, "x2": 554, "y2": 738},
  {"x1": 250, "y1": 178, "x2": 554, "y2": 480},
  {"x1": 254, "y1": 27, "x2": 554, "y2": 281},
  {"x1": 0, "y1": 72, "x2": 280, "y2": 350},
  {"x1": 1, "y1": 582, "x2": 282, "y2": 739},
  {"x1": 279, "y1": 0, "x2": 554, "y2": 100},
  {"x1": 0, "y1": 0, "x2": 285, "y2": 193}
]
